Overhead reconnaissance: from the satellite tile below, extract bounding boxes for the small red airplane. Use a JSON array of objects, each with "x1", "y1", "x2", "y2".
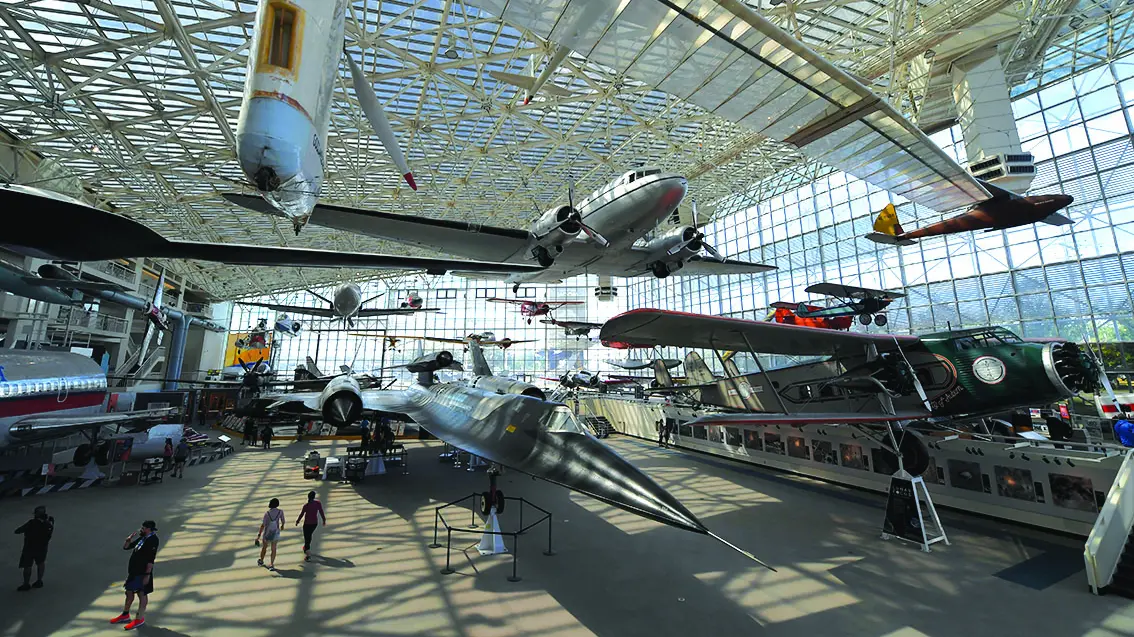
[
  {"x1": 766, "y1": 304, "x2": 854, "y2": 331},
  {"x1": 488, "y1": 297, "x2": 585, "y2": 324},
  {"x1": 601, "y1": 339, "x2": 655, "y2": 349},
  {"x1": 400, "y1": 292, "x2": 424, "y2": 309}
]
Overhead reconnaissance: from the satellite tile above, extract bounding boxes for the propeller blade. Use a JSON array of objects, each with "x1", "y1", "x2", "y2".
[
  {"x1": 893, "y1": 338, "x2": 931, "y2": 412},
  {"x1": 579, "y1": 223, "x2": 610, "y2": 248},
  {"x1": 701, "y1": 241, "x2": 725, "y2": 261},
  {"x1": 345, "y1": 52, "x2": 417, "y2": 191},
  {"x1": 692, "y1": 198, "x2": 699, "y2": 228}
]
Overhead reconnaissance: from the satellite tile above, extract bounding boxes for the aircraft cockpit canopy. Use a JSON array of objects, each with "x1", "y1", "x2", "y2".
[
  {"x1": 622, "y1": 167, "x2": 662, "y2": 185},
  {"x1": 542, "y1": 405, "x2": 590, "y2": 435},
  {"x1": 938, "y1": 326, "x2": 1023, "y2": 351}
]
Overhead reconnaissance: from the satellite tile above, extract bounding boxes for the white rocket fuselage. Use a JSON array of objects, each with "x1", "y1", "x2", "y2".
[{"x1": 236, "y1": 0, "x2": 347, "y2": 230}]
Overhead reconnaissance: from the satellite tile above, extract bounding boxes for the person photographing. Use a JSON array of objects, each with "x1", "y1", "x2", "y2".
[
  {"x1": 14, "y1": 505, "x2": 54, "y2": 591},
  {"x1": 110, "y1": 520, "x2": 159, "y2": 631}
]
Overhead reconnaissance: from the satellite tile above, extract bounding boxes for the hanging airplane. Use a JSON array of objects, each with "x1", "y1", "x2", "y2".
[
  {"x1": 767, "y1": 303, "x2": 854, "y2": 331},
  {"x1": 274, "y1": 314, "x2": 302, "y2": 337},
  {"x1": 541, "y1": 318, "x2": 603, "y2": 339},
  {"x1": 488, "y1": 297, "x2": 585, "y2": 324},
  {"x1": 132, "y1": 269, "x2": 170, "y2": 374},
  {"x1": 1, "y1": 185, "x2": 545, "y2": 277},
  {"x1": 866, "y1": 186, "x2": 1074, "y2": 246},
  {"x1": 0, "y1": 261, "x2": 129, "y2": 306},
  {"x1": 253, "y1": 342, "x2": 770, "y2": 567},
  {"x1": 240, "y1": 286, "x2": 438, "y2": 328},
  {"x1": 0, "y1": 351, "x2": 180, "y2": 468},
  {"x1": 352, "y1": 332, "x2": 536, "y2": 351},
  {"x1": 236, "y1": 0, "x2": 417, "y2": 234},
  {"x1": 772, "y1": 283, "x2": 905, "y2": 328},
  {"x1": 224, "y1": 169, "x2": 776, "y2": 289},
  {"x1": 599, "y1": 309, "x2": 1113, "y2": 471},
  {"x1": 460, "y1": 0, "x2": 1075, "y2": 245},
  {"x1": 400, "y1": 292, "x2": 425, "y2": 309}
]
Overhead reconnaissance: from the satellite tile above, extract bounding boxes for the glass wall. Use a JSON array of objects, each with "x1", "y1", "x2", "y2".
[
  {"x1": 229, "y1": 276, "x2": 632, "y2": 383},
  {"x1": 628, "y1": 35, "x2": 1134, "y2": 359}
]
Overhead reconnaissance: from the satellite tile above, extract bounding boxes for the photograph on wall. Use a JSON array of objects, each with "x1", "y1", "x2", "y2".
[
  {"x1": 726, "y1": 427, "x2": 743, "y2": 447},
  {"x1": 994, "y1": 466, "x2": 1037, "y2": 502},
  {"x1": 679, "y1": 424, "x2": 693, "y2": 438},
  {"x1": 708, "y1": 427, "x2": 723, "y2": 443},
  {"x1": 787, "y1": 435, "x2": 810, "y2": 459},
  {"x1": 743, "y1": 429, "x2": 762, "y2": 451},
  {"x1": 840, "y1": 443, "x2": 867, "y2": 470},
  {"x1": 811, "y1": 439, "x2": 837, "y2": 464},
  {"x1": 948, "y1": 460, "x2": 984, "y2": 492},
  {"x1": 871, "y1": 447, "x2": 899, "y2": 476},
  {"x1": 693, "y1": 425, "x2": 707, "y2": 440},
  {"x1": 1049, "y1": 473, "x2": 1098, "y2": 512},
  {"x1": 764, "y1": 432, "x2": 784, "y2": 455}
]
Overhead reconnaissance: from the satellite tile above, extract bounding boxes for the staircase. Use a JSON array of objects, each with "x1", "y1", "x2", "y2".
[
  {"x1": 1108, "y1": 542, "x2": 1134, "y2": 598},
  {"x1": 581, "y1": 415, "x2": 616, "y2": 439},
  {"x1": 1086, "y1": 449, "x2": 1134, "y2": 594}
]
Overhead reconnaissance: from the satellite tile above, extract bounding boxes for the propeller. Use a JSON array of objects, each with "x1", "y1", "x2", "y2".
[
  {"x1": 568, "y1": 184, "x2": 610, "y2": 248},
  {"x1": 344, "y1": 50, "x2": 417, "y2": 191},
  {"x1": 893, "y1": 338, "x2": 932, "y2": 412},
  {"x1": 690, "y1": 199, "x2": 724, "y2": 261},
  {"x1": 1083, "y1": 340, "x2": 1122, "y2": 414}
]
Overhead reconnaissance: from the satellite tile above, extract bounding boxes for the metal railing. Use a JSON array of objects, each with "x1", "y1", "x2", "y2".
[
  {"x1": 88, "y1": 260, "x2": 136, "y2": 284},
  {"x1": 1086, "y1": 448, "x2": 1134, "y2": 593},
  {"x1": 53, "y1": 307, "x2": 128, "y2": 334},
  {"x1": 184, "y1": 302, "x2": 211, "y2": 315},
  {"x1": 430, "y1": 493, "x2": 554, "y2": 582}
]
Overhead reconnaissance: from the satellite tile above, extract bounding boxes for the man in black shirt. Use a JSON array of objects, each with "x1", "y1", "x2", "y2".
[
  {"x1": 110, "y1": 520, "x2": 159, "y2": 631},
  {"x1": 14, "y1": 505, "x2": 53, "y2": 591}
]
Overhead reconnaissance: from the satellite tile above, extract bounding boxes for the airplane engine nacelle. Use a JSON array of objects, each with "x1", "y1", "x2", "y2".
[
  {"x1": 644, "y1": 226, "x2": 701, "y2": 278},
  {"x1": 470, "y1": 375, "x2": 546, "y2": 400},
  {"x1": 319, "y1": 375, "x2": 363, "y2": 426},
  {"x1": 530, "y1": 205, "x2": 582, "y2": 251},
  {"x1": 1043, "y1": 341, "x2": 1103, "y2": 397}
]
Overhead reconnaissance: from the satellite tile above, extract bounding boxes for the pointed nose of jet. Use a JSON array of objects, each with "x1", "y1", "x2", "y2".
[{"x1": 543, "y1": 433, "x2": 707, "y2": 534}]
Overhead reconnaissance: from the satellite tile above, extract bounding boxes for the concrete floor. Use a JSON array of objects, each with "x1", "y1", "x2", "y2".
[{"x1": 3, "y1": 435, "x2": 1134, "y2": 637}]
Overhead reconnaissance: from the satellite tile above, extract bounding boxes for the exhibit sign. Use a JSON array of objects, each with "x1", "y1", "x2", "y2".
[{"x1": 882, "y1": 475, "x2": 924, "y2": 544}]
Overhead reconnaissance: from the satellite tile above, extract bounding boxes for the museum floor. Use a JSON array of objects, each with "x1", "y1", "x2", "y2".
[{"x1": 3, "y1": 435, "x2": 1133, "y2": 637}]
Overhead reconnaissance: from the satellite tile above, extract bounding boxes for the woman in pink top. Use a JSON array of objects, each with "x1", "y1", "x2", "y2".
[{"x1": 295, "y1": 491, "x2": 326, "y2": 562}]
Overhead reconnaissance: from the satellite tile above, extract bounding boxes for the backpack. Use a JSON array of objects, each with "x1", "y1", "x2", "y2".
[{"x1": 264, "y1": 509, "x2": 281, "y2": 535}]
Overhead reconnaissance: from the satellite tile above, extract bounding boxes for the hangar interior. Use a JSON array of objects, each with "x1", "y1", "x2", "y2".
[{"x1": 4, "y1": 0, "x2": 1134, "y2": 635}]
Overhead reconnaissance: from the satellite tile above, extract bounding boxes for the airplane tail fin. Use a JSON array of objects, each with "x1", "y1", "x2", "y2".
[
  {"x1": 871, "y1": 203, "x2": 903, "y2": 236},
  {"x1": 468, "y1": 339, "x2": 493, "y2": 377},
  {"x1": 684, "y1": 352, "x2": 716, "y2": 385},
  {"x1": 306, "y1": 356, "x2": 324, "y2": 378},
  {"x1": 652, "y1": 359, "x2": 674, "y2": 388},
  {"x1": 1042, "y1": 212, "x2": 1073, "y2": 226}
]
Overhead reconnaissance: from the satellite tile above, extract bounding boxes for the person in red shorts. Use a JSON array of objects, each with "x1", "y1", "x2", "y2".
[{"x1": 294, "y1": 491, "x2": 326, "y2": 562}]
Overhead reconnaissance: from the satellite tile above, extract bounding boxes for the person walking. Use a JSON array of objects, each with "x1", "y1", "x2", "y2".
[
  {"x1": 243, "y1": 420, "x2": 257, "y2": 447},
  {"x1": 256, "y1": 498, "x2": 284, "y2": 571},
  {"x1": 295, "y1": 491, "x2": 327, "y2": 562},
  {"x1": 14, "y1": 505, "x2": 53, "y2": 591},
  {"x1": 359, "y1": 420, "x2": 371, "y2": 452},
  {"x1": 110, "y1": 520, "x2": 159, "y2": 631},
  {"x1": 162, "y1": 438, "x2": 174, "y2": 472},
  {"x1": 261, "y1": 425, "x2": 273, "y2": 450},
  {"x1": 657, "y1": 419, "x2": 665, "y2": 447},
  {"x1": 171, "y1": 437, "x2": 190, "y2": 478}
]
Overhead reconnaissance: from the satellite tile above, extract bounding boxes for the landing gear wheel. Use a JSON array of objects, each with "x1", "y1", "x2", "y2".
[
  {"x1": 651, "y1": 262, "x2": 670, "y2": 279},
  {"x1": 494, "y1": 489, "x2": 505, "y2": 513},
  {"x1": 874, "y1": 314, "x2": 888, "y2": 327},
  {"x1": 480, "y1": 492, "x2": 492, "y2": 515},
  {"x1": 72, "y1": 443, "x2": 92, "y2": 466},
  {"x1": 480, "y1": 490, "x2": 506, "y2": 515},
  {"x1": 859, "y1": 314, "x2": 873, "y2": 325}
]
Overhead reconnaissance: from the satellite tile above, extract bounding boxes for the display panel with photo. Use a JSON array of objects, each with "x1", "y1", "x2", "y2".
[
  {"x1": 726, "y1": 427, "x2": 742, "y2": 447},
  {"x1": 764, "y1": 432, "x2": 784, "y2": 455},
  {"x1": 994, "y1": 466, "x2": 1037, "y2": 502},
  {"x1": 743, "y1": 429, "x2": 763, "y2": 451},
  {"x1": 787, "y1": 435, "x2": 810, "y2": 459},
  {"x1": 1049, "y1": 473, "x2": 1098, "y2": 512},
  {"x1": 840, "y1": 443, "x2": 866, "y2": 470},
  {"x1": 708, "y1": 427, "x2": 723, "y2": 443},
  {"x1": 693, "y1": 425, "x2": 707, "y2": 440},
  {"x1": 948, "y1": 460, "x2": 983, "y2": 492},
  {"x1": 811, "y1": 439, "x2": 837, "y2": 464}
]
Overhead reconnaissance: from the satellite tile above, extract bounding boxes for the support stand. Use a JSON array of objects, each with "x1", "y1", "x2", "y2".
[
  {"x1": 366, "y1": 454, "x2": 387, "y2": 476},
  {"x1": 477, "y1": 508, "x2": 508, "y2": 555},
  {"x1": 879, "y1": 425, "x2": 949, "y2": 552}
]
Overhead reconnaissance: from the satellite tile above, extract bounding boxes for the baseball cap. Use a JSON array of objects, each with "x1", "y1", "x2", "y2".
[{"x1": 142, "y1": 520, "x2": 158, "y2": 531}]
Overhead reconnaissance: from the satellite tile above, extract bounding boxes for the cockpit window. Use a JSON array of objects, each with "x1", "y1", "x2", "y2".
[{"x1": 542, "y1": 406, "x2": 589, "y2": 435}]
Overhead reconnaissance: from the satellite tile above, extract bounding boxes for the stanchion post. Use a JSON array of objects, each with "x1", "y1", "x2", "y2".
[
  {"x1": 440, "y1": 529, "x2": 455, "y2": 575},
  {"x1": 470, "y1": 495, "x2": 477, "y2": 528},
  {"x1": 544, "y1": 516, "x2": 555, "y2": 556},
  {"x1": 508, "y1": 532, "x2": 521, "y2": 582},
  {"x1": 518, "y1": 499, "x2": 524, "y2": 531},
  {"x1": 429, "y1": 509, "x2": 441, "y2": 549}
]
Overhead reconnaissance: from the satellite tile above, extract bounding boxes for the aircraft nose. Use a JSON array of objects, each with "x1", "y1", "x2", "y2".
[
  {"x1": 543, "y1": 433, "x2": 707, "y2": 534},
  {"x1": 237, "y1": 97, "x2": 308, "y2": 189},
  {"x1": 1062, "y1": 194, "x2": 1075, "y2": 206}
]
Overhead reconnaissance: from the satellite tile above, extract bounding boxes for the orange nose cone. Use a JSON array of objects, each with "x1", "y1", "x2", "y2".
[
  {"x1": 403, "y1": 172, "x2": 417, "y2": 191},
  {"x1": 523, "y1": 96, "x2": 532, "y2": 105}
]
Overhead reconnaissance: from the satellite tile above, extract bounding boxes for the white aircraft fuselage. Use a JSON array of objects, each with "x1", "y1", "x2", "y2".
[
  {"x1": 573, "y1": 169, "x2": 688, "y2": 249},
  {"x1": 0, "y1": 351, "x2": 108, "y2": 449},
  {"x1": 236, "y1": 0, "x2": 345, "y2": 231},
  {"x1": 332, "y1": 282, "x2": 363, "y2": 319}
]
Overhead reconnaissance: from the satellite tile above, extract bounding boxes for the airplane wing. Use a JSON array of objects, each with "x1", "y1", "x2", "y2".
[
  {"x1": 486, "y1": 298, "x2": 528, "y2": 305},
  {"x1": 540, "y1": 319, "x2": 603, "y2": 330},
  {"x1": 223, "y1": 193, "x2": 533, "y2": 263},
  {"x1": 599, "y1": 309, "x2": 922, "y2": 356},
  {"x1": 7, "y1": 408, "x2": 178, "y2": 442},
  {"x1": 3, "y1": 185, "x2": 542, "y2": 275},
  {"x1": 608, "y1": 359, "x2": 682, "y2": 370},
  {"x1": 26, "y1": 277, "x2": 126, "y2": 292},
  {"x1": 674, "y1": 256, "x2": 776, "y2": 276},
  {"x1": 805, "y1": 282, "x2": 906, "y2": 299},
  {"x1": 769, "y1": 301, "x2": 797, "y2": 310},
  {"x1": 240, "y1": 302, "x2": 336, "y2": 318},
  {"x1": 465, "y1": 0, "x2": 990, "y2": 213},
  {"x1": 356, "y1": 308, "x2": 441, "y2": 317},
  {"x1": 547, "y1": 301, "x2": 586, "y2": 308},
  {"x1": 686, "y1": 411, "x2": 932, "y2": 427}
]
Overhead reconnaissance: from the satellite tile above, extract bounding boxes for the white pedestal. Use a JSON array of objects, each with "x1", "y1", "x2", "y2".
[
  {"x1": 366, "y1": 455, "x2": 387, "y2": 476},
  {"x1": 477, "y1": 508, "x2": 508, "y2": 555}
]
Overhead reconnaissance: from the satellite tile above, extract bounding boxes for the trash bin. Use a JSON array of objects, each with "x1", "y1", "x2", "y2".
[
  {"x1": 344, "y1": 457, "x2": 366, "y2": 483},
  {"x1": 323, "y1": 456, "x2": 342, "y2": 481},
  {"x1": 303, "y1": 451, "x2": 322, "y2": 479}
]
